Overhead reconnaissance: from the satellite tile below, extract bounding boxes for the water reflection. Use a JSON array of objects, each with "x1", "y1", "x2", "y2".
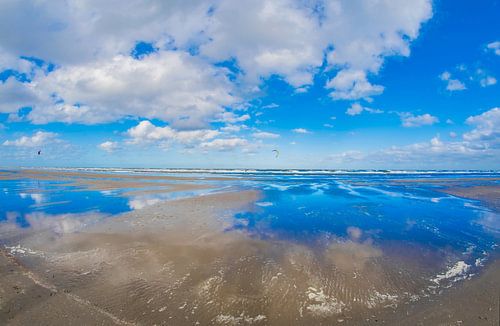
[{"x1": 0, "y1": 175, "x2": 214, "y2": 230}]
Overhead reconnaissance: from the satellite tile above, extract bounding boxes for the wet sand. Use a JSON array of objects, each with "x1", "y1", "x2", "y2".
[
  {"x1": 0, "y1": 172, "x2": 499, "y2": 325},
  {"x1": 0, "y1": 169, "x2": 215, "y2": 194},
  {"x1": 0, "y1": 169, "x2": 237, "y2": 182},
  {"x1": 387, "y1": 259, "x2": 500, "y2": 325},
  {"x1": 440, "y1": 186, "x2": 500, "y2": 212}
]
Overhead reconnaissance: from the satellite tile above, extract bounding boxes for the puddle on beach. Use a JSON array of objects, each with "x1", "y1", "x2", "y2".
[{"x1": 0, "y1": 169, "x2": 499, "y2": 324}]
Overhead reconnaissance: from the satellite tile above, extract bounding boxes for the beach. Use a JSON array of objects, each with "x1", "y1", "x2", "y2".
[{"x1": 0, "y1": 169, "x2": 499, "y2": 325}]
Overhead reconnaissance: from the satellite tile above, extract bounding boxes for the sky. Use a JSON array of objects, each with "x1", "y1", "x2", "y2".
[{"x1": 0, "y1": 0, "x2": 499, "y2": 170}]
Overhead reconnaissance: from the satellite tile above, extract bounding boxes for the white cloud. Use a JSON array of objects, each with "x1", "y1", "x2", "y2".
[
  {"x1": 294, "y1": 86, "x2": 309, "y2": 94},
  {"x1": 326, "y1": 69, "x2": 384, "y2": 100},
  {"x1": 200, "y1": 138, "x2": 249, "y2": 151},
  {"x1": 0, "y1": 52, "x2": 35, "y2": 73},
  {"x1": 218, "y1": 112, "x2": 250, "y2": 124},
  {"x1": 0, "y1": 1, "x2": 211, "y2": 65},
  {"x1": 439, "y1": 71, "x2": 451, "y2": 81},
  {"x1": 329, "y1": 108, "x2": 500, "y2": 167},
  {"x1": 0, "y1": 0, "x2": 432, "y2": 127},
  {"x1": 200, "y1": 0, "x2": 326, "y2": 87},
  {"x1": 0, "y1": 77, "x2": 38, "y2": 113},
  {"x1": 479, "y1": 76, "x2": 497, "y2": 87},
  {"x1": 98, "y1": 141, "x2": 119, "y2": 153},
  {"x1": 221, "y1": 124, "x2": 245, "y2": 133},
  {"x1": 323, "y1": 1, "x2": 431, "y2": 99},
  {"x1": 292, "y1": 128, "x2": 310, "y2": 134},
  {"x1": 346, "y1": 103, "x2": 363, "y2": 116},
  {"x1": 486, "y1": 41, "x2": 500, "y2": 56},
  {"x1": 21, "y1": 52, "x2": 239, "y2": 128},
  {"x1": 446, "y1": 79, "x2": 466, "y2": 91},
  {"x1": 262, "y1": 103, "x2": 279, "y2": 109},
  {"x1": 400, "y1": 113, "x2": 439, "y2": 128},
  {"x1": 473, "y1": 68, "x2": 496, "y2": 88},
  {"x1": 323, "y1": 1, "x2": 432, "y2": 70},
  {"x1": 449, "y1": 132, "x2": 457, "y2": 138},
  {"x1": 125, "y1": 120, "x2": 258, "y2": 153},
  {"x1": 127, "y1": 120, "x2": 219, "y2": 146},
  {"x1": 346, "y1": 102, "x2": 383, "y2": 116},
  {"x1": 3, "y1": 131, "x2": 58, "y2": 147},
  {"x1": 439, "y1": 71, "x2": 466, "y2": 91},
  {"x1": 463, "y1": 107, "x2": 500, "y2": 143},
  {"x1": 252, "y1": 131, "x2": 280, "y2": 139}
]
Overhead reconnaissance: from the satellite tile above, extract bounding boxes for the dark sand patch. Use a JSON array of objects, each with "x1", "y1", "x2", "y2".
[
  {"x1": 2, "y1": 169, "x2": 237, "y2": 181},
  {"x1": 391, "y1": 177, "x2": 500, "y2": 184},
  {"x1": 440, "y1": 186, "x2": 500, "y2": 212}
]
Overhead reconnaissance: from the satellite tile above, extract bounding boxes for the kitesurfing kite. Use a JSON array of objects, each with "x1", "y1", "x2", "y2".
[
  {"x1": 272, "y1": 149, "x2": 279, "y2": 158},
  {"x1": 37, "y1": 150, "x2": 41, "y2": 155}
]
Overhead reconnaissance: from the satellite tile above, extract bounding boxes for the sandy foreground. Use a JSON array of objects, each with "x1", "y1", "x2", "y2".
[{"x1": 0, "y1": 171, "x2": 499, "y2": 325}]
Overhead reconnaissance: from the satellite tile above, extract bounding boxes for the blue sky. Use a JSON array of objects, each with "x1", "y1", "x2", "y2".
[{"x1": 0, "y1": 0, "x2": 499, "y2": 169}]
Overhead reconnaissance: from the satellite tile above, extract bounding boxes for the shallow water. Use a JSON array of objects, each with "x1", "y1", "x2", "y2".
[{"x1": 1, "y1": 169, "x2": 499, "y2": 324}]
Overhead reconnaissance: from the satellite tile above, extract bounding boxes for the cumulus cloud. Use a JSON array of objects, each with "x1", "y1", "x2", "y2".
[
  {"x1": 346, "y1": 103, "x2": 383, "y2": 116},
  {"x1": 0, "y1": 0, "x2": 432, "y2": 128},
  {"x1": 220, "y1": 124, "x2": 248, "y2": 133},
  {"x1": 200, "y1": 0, "x2": 325, "y2": 88},
  {"x1": 439, "y1": 71, "x2": 466, "y2": 91},
  {"x1": 252, "y1": 131, "x2": 280, "y2": 139},
  {"x1": 292, "y1": 128, "x2": 310, "y2": 134},
  {"x1": 329, "y1": 108, "x2": 500, "y2": 167},
  {"x1": 0, "y1": 77, "x2": 38, "y2": 113},
  {"x1": 486, "y1": 41, "x2": 500, "y2": 56},
  {"x1": 0, "y1": 0, "x2": 211, "y2": 65},
  {"x1": 323, "y1": 0, "x2": 431, "y2": 99},
  {"x1": 446, "y1": 79, "x2": 466, "y2": 91},
  {"x1": 126, "y1": 120, "x2": 261, "y2": 153},
  {"x1": 463, "y1": 107, "x2": 500, "y2": 143},
  {"x1": 400, "y1": 113, "x2": 439, "y2": 127},
  {"x1": 326, "y1": 70, "x2": 384, "y2": 100},
  {"x1": 17, "y1": 52, "x2": 239, "y2": 128},
  {"x1": 98, "y1": 141, "x2": 119, "y2": 153},
  {"x1": 200, "y1": 138, "x2": 249, "y2": 151},
  {"x1": 479, "y1": 76, "x2": 497, "y2": 87},
  {"x1": 127, "y1": 120, "x2": 219, "y2": 146},
  {"x1": 218, "y1": 112, "x2": 250, "y2": 124},
  {"x1": 262, "y1": 103, "x2": 279, "y2": 109},
  {"x1": 3, "y1": 131, "x2": 58, "y2": 147}
]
